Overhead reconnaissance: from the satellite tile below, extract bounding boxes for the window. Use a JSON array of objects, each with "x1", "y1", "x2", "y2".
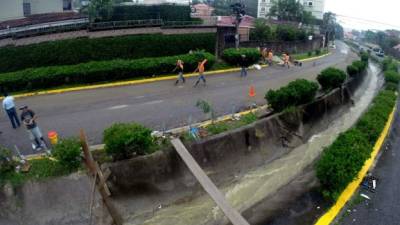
[
  {"x1": 23, "y1": 2, "x2": 31, "y2": 16},
  {"x1": 262, "y1": 0, "x2": 266, "y2": 2},
  {"x1": 63, "y1": 0, "x2": 72, "y2": 11},
  {"x1": 261, "y1": 7, "x2": 266, "y2": 12},
  {"x1": 307, "y1": 1, "x2": 313, "y2": 7}
]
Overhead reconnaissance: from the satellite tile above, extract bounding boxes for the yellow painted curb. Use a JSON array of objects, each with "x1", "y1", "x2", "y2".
[
  {"x1": 8, "y1": 68, "x2": 242, "y2": 99},
  {"x1": 5, "y1": 51, "x2": 333, "y2": 100},
  {"x1": 314, "y1": 106, "x2": 396, "y2": 225},
  {"x1": 299, "y1": 52, "x2": 332, "y2": 62}
]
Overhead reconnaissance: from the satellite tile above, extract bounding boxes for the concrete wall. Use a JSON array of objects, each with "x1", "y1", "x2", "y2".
[
  {"x1": 29, "y1": 0, "x2": 63, "y2": 15},
  {"x1": 0, "y1": 0, "x2": 24, "y2": 22}
]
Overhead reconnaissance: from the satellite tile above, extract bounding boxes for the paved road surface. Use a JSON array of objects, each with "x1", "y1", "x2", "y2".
[
  {"x1": 0, "y1": 41, "x2": 356, "y2": 155},
  {"x1": 340, "y1": 98, "x2": 400, "y2": 225}
]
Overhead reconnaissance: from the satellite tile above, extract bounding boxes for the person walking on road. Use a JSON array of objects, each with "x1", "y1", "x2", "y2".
[
  {"x1": 240, "y1": 55, "x2": 248, "y2": 77},
  {"x1": 173, "y1": 59, "x2": 185, "y2": 85},
  {"x1": 2, "y1": 93, "x2": 20, "y2": 129},
  {"x1": 283, "y1": 52, "x2": 290, "y2": 68},
  {"x1": 20, "y1": 106, "x2": 48, "y2": 151},
  {"x1": 193, "y1": 59, "x2": 208, "y2": 87},
  {"x1": 267, "y1": 50, "x2": 274, "y2": 66}
]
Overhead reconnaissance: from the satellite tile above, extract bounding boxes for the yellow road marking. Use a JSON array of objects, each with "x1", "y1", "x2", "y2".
[{"x1": 314, "y1": 107, "x2": 396, "y2": 225}]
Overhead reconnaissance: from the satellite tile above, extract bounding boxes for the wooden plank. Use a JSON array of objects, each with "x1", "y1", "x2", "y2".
[
  {"x1": 80, "y1": 129, "x2": 123, "y2": 225},
  {"x1": 171, "y1": 138, "x2": 250, "y2": 225}
]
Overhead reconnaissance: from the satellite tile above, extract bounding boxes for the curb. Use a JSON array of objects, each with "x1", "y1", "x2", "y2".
[
  {"x1": 25, "y1": 104, "x2": 270, "y2": 159},
  {"x1": 7, "y1": 53, "x2": 331, "y2": 100},
  {"x1": 314, "y1": 106, "x2": 396, "y2": 225}
]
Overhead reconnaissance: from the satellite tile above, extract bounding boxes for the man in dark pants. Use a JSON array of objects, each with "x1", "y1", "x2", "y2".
[{"x1": 2, "y1": 93, "x2": 20, "y2": 129}]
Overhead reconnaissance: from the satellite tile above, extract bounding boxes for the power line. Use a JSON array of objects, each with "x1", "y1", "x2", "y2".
[{"x1": 335, "y1": 13, "x2": 400, "y2": 29}]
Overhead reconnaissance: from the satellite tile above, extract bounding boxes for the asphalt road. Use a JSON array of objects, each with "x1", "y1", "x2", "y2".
[
  {"x1": 0, "y1": 41, "x2": 357, "y2": 155},
  {"x1": 340, "y1": 96, "x2": 400, "y2": 225}
]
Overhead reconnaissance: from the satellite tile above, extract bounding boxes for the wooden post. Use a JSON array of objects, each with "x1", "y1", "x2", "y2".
[
  {"x1": 171, "y1": 138, "x2": 250, "y2": 225},
  {"x1": 80, "y1": 129, "x2": 123, "y2": 225}
]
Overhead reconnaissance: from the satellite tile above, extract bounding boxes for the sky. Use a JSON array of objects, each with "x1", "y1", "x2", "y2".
[{"x1": 325, "y1": 0, "x2": 400, "y2": 31}]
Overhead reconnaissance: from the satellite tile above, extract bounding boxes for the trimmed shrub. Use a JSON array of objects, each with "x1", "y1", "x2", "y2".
[
  {"x1": 52, "y1": 138, "x2": 82, "y2": 170},
  {"x1": 385, "y1": 82, "x2": 398, "y2": 91},
  {"x1": 317, "y1": 67, "x2": 347, "y2": 90},
  {"x1": 307, "y1": 51, "x2": 313, "y2": 57},
  {"x1": 0, "y1": 148, "x2": 16, "y2": 174},
  {"x1": 316, "y1": 129, "x2": 371, "y2": 200},
  {"x1": 360, "y1": 52, "x2": 369, "y2": 63},
  {"x1": 0, "y1": 51, "x2": 215, "y2": 92},
  {"x1": 0, "y1": 33, "x2": 216, "y2": 73},
  {"x1": 104, "y1": 123, "x2": 154, "y2": 160},
  {"x1": 265, "y1": 79, "x2": 319, "y2": 112},
  {"x1": 384, "y1": 71, "x2": 400, "y2": 84},
  {"x1": 382, "y1": 57, "x2": 398, "y2": 72},
  {"x1": 317, "y1": 90, "x2": 397, "y2": 201},
  {"x1": 275, "y1": 25, "x2": 297, "y2": 41},
  {"x1": 222, "y1": 48, "x2": 261, "y2": 67},
  {"x1": 346, "y1": 65, "x2": 359, "y2": 77},
  {"x1": 352, "y1": 61, "x2": 367, "y2": 73},
  {"x1": 315, "y1": 49, "x2": 321, "y2": 56}
]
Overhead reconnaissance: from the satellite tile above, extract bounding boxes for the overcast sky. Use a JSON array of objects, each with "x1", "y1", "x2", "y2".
[{"x1": 325, "y1": 0, "x2": 400, "y2": 31}]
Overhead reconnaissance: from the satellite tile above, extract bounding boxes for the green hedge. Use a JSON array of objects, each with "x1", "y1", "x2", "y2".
[
  {"x1": 0, "y1": 52, "x2": 215, "y2": 92},
  {"x1": 222, "y1": 48, "x2": 261, "y2": 67},
  {"x1": 382, "y1": 57, "x2": 398, "y2": 72},
  {"x1": 52, "y1": 138, "x2": 82, "y2": 171},
  {"x1": 0, "y1": 33, "x2": 216, "y2": 73},
  {"x1": 346, "y1": 65, "x2": 359, "y2": 77},
  {"x1": 316, "y1": 90, "x2": 397, "y2": 201},
  {"x1": 265, "y1": 79, "x2": 319, "y2": 112},
  {"x1": 384, "y1": 70, "x2": 400, "y2": 84},
  {"x1": 317, "y1": 67, "x2": 347, "y2": 90},
  {"x1": 108, "y1": 5, "x2": 191, "y2": 21},
  {"x1": 103, "y1": 123, "x2": 154, "y2": 160},
  {"x1": 352, "y1": 61, "x2": 367, "y2": 73}
]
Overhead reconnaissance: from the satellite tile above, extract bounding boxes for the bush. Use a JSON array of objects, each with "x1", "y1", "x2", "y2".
[
  {"x1": 0, "y1": 33, "x2": 216, "y2": 73},
  {"x1": 0, "y1": 148, "x2": 16, "y2": 175},
  {"x1": 104, "y1": 123, "x2": 154, "y2": 160},
  {"x1": 352, "y1": 60, "x2": 367, "y2": 73},
  {"x1": 307, "y1": 51, "x2": 313, "y2": 57},
  {"x1": 315, "y1": 49, "x2": 321, "y2": 56},
  {"x1": 275, "y1": 25, "x2": 297, "y2": 41},
  {"x1": 360, "y1": 52, "x2": 369, "y2": 63},
  {"x1": 265, "y1": 79, "x2": 319, "y2": 112},
  {"x1": 52, "y1": 138, "x2": 82, "y2": 170},
  {"x1": 317, "y1": 67, "x2": 347, "y2": 90},
  {"x1": 384, "y1": 71, "x2": 400, "y2": 84},
  {"x1": 316, "y1": 129, "x2": 371, "y2": 200},
  {"x1": 317, "y1": 90, "x2": 397, "y2": 201},
  {"x1": 0, "y1": 51, "x2": 216, "y2": 92},
  {"x1": 381, "y1": 57, "x2": 398, "y2": 72},
  {"x1": 222, "y1": 48, "x2": 261, "y2": 67},
  {"x1": 346, "y1": 65, "x2": 359, "y2": 77},
  {"x1": 385, "y1": 82, "x2": 398, "y2": 91}
]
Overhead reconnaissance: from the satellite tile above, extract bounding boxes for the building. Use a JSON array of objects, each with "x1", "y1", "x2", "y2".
[
  {"x1": 257, "y1": 0, "x2": 325, "y2": 20},
  {"x1": 0, "y1": 0, "x2": 73, "y2": 22},
  {"x1": 191, "y1": 3, "x2": 214, "y2": 18}
]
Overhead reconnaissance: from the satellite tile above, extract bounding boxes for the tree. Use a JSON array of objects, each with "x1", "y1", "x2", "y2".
[
  {"x1": 249, "y1": 19, "x2": 272, "y2": 41},
  {"x1": 88, "y1": 0, "x2": 114, "y2": 22},
  {"x1": 335, "y1": 23, "x2": 344, "y2": 40},
  {"x1": 269, "y1": 0, "x2": 304, "y2": 21},
  {"x1": 321, "y1": 12, "x2": 336, "y2": 46},
  {"x1": 268, "y1": 0, "x2": 316, "y2": 24}
]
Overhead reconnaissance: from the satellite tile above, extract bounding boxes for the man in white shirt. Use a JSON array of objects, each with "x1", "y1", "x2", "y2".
[{"x1": 2, "y1": 93, "x2": 20, "y2": 129}]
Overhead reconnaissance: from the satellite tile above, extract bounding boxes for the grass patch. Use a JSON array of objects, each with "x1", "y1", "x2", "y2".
[
  {"x1": 205, "y1": 113, "x2": 258, "y2": 136},
  {"x1": 0, "y1": 158, "x2": 77, "y2": 187}
]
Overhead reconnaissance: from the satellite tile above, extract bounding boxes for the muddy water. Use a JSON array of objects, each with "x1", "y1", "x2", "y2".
[{"x1": 127, "y1": 63, "x2": 381, "y2": 225}]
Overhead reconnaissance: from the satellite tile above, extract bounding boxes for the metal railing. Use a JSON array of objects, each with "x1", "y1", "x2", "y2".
[{"x1": 89, "y1": 19, "x2": 163, "y2": 31}]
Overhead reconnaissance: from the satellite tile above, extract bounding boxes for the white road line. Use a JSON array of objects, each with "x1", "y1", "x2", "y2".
[
  {"x1": 107, "y1": 105, "x2": 129, "y2": 110},
  {"x1": 143, "y1": 100, "x2": 163, "y2": 105},
  {"x1": 135, "y1": 95, "x2": 145, "y2": 99}
]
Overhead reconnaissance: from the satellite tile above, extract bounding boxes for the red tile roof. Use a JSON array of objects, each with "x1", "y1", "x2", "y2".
[{"x1": 216, "y1": 15, "x2": 255, "y2": 28}]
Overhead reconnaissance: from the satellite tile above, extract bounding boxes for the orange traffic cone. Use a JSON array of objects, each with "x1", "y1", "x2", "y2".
[{"x1": 249, "y1": 85, "x2": 256, "y2": 97}]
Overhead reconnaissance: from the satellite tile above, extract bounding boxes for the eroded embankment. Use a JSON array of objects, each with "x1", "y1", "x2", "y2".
[{"x1": 103, "y1": 64, "x2": 380, "y2": 225}]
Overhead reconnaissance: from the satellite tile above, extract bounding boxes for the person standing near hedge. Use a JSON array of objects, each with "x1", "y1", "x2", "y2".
[
  {"x1": 268, "y1": 50, "x2": 274, "y2": 66},
  {"x1": 283, "y1": 52, "x2": 290, "y2": 68},
  {"x1": 193, "y1": 59, "x2": 208, "y2": 87},
  {"x1": 20, "y1": 106, "x2": 48, "y2": 151},
  {"x1": 173, "y1": 59, "x2": 185, "y2": 85},
  {"x1": 2, "y1": 93, "x2": 20, "y2": 129},
  {"x1": 240, "y1": 55, "x2": 248, "y2": 77}
]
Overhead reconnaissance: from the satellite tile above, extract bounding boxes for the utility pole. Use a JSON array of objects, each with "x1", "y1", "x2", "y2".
[{"x1": 230, "y1": 2, "x2": 246, "y2": 49}]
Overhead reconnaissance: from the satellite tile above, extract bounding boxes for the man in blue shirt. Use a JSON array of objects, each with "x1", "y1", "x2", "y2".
[{"x1": 2, "y1": 93, "x2": 20, "y2": 129}]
